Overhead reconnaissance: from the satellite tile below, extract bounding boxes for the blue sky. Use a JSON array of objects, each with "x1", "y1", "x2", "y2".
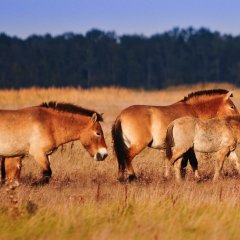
[{"x1": 1, "y1": 0, "x2": 240, "y2": 38}]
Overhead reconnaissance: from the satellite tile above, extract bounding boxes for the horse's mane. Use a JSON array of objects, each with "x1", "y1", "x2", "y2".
[
  {"x1": 181, "y1": 89, "x2": 232, "y2": 103},
  {"x1": 40, "y1": 101, "x2": 103, "y2": 121}
]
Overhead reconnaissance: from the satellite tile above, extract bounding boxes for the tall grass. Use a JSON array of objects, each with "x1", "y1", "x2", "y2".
[{"x1": 0, "y1": 84, "x2": 240, "y2": 240}]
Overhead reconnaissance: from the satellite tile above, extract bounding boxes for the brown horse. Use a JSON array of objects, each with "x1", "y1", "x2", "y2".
[
  {"x1": 0, "y1": 102, "x2": 108, "y2": 185},
  {"x1": 112, "y1": 89, "x2": 239, "y2": 182},
  {"x1": 166, "y1": 115, "x2": 240, "y2": 181}
]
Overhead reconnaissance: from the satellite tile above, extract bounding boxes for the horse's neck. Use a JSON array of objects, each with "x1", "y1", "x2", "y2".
[
  {"x1": 51, "y1": 113, "x2": 88, "y2": 146},
  {"x1": 186, "y1": 100, "x2": 219, "y2": 119}
]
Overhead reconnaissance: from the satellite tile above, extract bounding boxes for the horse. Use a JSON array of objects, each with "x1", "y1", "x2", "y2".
[
  {"x1": 0, "y1": 102, "x2": 108, "y2": 185},
  {"x1": 166, "y1": 115, "x2": 240, "y2": 181},
  {"x1": 111, "y1": 89, "x2": 239, "y2": 182}
]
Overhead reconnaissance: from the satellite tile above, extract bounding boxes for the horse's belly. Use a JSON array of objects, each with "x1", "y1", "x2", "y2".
[
  {"x1": 194, "y1": 133, "x2": 234, "y2": 153},
  {"x1": 194, "y1": 141, "x2": 218, "y2": 153},
  {"x1": 0, "y1": 139, "x2": 28, "y2": 156}
]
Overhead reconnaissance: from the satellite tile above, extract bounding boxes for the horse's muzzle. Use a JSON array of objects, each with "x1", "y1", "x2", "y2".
[{"x1": 94, "y1": 148, "x2": 108, "y2": 161}]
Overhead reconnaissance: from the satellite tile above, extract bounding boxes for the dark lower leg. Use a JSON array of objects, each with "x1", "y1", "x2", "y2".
[
  {"x1": 32, "y1": 154, "x2": 52, "y2": 186},
  {"x1": 187, "y1": 148, "x2": 200, "y2": 179},
  {"x1": 126, "y1": 161, "x2": 137, "y2": 182}
]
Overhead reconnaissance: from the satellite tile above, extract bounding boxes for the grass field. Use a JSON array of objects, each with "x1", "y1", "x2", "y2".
[{"x1": 0, "y1": 83, "x2": 240, "y2": 240}]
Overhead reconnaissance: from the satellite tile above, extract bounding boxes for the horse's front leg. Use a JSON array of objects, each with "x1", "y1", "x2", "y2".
[
  {"x1": 213, "y1": 148, "x2": 229, "y2": 182},
  {"x1": 173, "y1": 158, "x2": 183, "y2": 182},
  {"x1": 125, "y1": 145, "x2": 145, "y2": 182},
  {"x1": 31, "y1": 151, "x2": 52, "y2": 186}
]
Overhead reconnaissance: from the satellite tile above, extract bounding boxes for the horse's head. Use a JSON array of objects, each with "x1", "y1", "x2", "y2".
[
  {"x1": 217, "y1": 91, "x2": 239, "y2": 116},
  {"x1": 80, "y1": 113, "x2": 108, "y2": 161}
]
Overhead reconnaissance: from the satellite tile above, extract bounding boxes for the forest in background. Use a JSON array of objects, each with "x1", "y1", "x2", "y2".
[{"x1": 1, "y1": 27, "x2": 240, "y2": 89}]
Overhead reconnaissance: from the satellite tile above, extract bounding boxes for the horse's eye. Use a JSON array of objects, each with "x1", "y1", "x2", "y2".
[
  {"x1": 96, "y1": 132, "x2": 101, "y2": 136},
  {"x1": 231, "y1": 105, "x2": 236, "y2": 109}
]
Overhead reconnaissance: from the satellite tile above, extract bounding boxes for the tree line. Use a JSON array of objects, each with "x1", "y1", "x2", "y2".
[{"x1": 0, "y1": 27, "x2": 240, "y2": 89}]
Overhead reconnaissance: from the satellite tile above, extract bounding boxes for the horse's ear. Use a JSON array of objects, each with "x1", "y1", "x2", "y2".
[
  {"x1": 225, "y1": 91, "x2": 233, "y2": 100},
  {"x1": 91, "y1": 113, "x2": 98, "y2": 123}
]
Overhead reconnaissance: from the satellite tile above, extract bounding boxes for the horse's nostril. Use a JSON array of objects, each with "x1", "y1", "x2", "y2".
[
  {"x1": 96, "y1": 152, "x2": 102, "y2": 161},
  {"x1": 102, "y1": 153, "x2": 108, "y2": 160},
  {"x1": 95, "y1": 152, "x2": 108, "y2": 161}
]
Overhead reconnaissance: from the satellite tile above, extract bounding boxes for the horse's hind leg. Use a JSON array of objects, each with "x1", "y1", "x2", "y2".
[
  {"x1": 164, "y1": 158, "x2": 171, "y2": 179},
  {"x1": 169, "y1": 149, "x2": 188, "y2": 182},
  {"x1": 174, "y1": 158, "x2": 184, "y2": 182},
  {"x1": 125, "y1": 145, "x2": 147, "y2": 182}
]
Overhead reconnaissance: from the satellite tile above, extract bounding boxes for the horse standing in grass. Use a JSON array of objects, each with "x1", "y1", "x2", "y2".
[
  {"x1": 0, "y1": 102, "x2": 108, "y2": 185},
  {"x1": 112, "y1": 89, "x2": 239, "y2": 182},
  {"x1": 166, "y1": 116, "x2": 240, "y2": 181}
]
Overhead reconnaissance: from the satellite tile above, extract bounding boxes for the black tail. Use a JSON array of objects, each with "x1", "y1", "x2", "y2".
[
  {"x1": 111, "y1": 119, "x2": 129, "y2": 171},
  {"x1": 165, "y1": 123, "x2": 175, "y2": 160}
]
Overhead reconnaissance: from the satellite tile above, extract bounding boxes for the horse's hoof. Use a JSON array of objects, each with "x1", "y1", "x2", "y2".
[
  {"x1": 31, "y1": 177, "x2": 50, "y2": 187},
  {"x1": 127, "y1": 174, "x2": 137, "y2": 182}
]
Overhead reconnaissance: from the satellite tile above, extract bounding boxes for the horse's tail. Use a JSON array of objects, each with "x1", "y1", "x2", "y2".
[
  {"x1": 111, "y1": 118, "x2": 129, "y2": 170},
  {"x1": 166, "y1": 123, "x2": 175, "y2": 160}
]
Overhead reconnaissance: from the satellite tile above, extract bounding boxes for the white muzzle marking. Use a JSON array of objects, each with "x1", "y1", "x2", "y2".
[{"x1": 94, "y1": 147, "x2": 108, "y2": 161}]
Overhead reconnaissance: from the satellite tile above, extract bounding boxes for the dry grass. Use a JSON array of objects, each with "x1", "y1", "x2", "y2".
[{"x1": 0, "y1": 83, "x2": 240, "y2": 240}]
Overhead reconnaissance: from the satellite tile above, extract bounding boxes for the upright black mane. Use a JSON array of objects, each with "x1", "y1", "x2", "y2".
[
  {"x1": 40, "y1": 101, "x2": 103, "y2": 121},
  {"x1": 181, "y1": 89, "x2": 231, "y2": 102}
]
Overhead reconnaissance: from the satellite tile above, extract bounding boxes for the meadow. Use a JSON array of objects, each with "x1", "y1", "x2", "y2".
[{"x1": 0, "y1": 83, "x2": 240, "y2": 240}]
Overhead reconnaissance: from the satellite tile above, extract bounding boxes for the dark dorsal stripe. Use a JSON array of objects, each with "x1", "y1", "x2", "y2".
[
  {"x1": 181, "y1": 89, "x2": 231, "y2": 102},
  {"x1": 40, "y1": 101, "x2": 103, "y2": 121}
]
